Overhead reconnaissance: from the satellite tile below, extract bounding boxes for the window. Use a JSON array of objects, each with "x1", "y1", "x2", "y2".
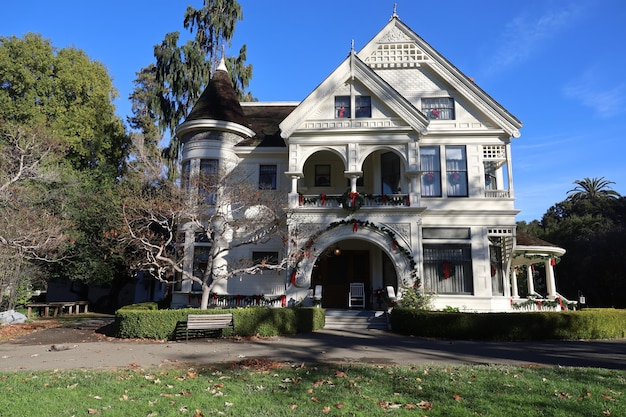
[
  {"x1": 355, "y1": 96, "x2": 371, "y2": 118},
  {"x1": 315, "y1": 164, "x2": 331, "y2": 186},
  {"x1": 423, "y1": 244, "x2": 473, "y2": 294},
  {"x1": 252, "y1": 251, "x2": 279, "y2": 269},
  {"x1": 259, "y1": 165, "x2": 277, "y2": 190},
  {"x1": 489, "y1": 238, "x2": 504, "y2": 296},
  {"x1": 192, "y1": 246, "x2": 210, "y2": 292},
  {"x1": 335, "y1": 96, "x2": 350, "y2": 118},
  {"x1": 446, "y1": 146, "x2": 468, "y2": 197},
  {"x1": 381, "y1": 152, "x2": 401, "y2": 194},
  {"x1": 420, "y1": 147, "x2": 441, "y2": 197},
  {"x1": 199, "y1": 159, "x2": 218, "y2": 204},
  {"x1": 422, "y1": 97, "x2": 455, "y2": 120},
  {"x1": 181, "y1": 160, "x2": 191, "y2": 192},
  {"x1": 484, "y1": 162, "x2": 498, "y2": 191}
]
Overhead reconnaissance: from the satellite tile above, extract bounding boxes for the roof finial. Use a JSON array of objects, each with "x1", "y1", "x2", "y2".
[
  {"x1": 351, "y1": 39, "x2": 355, "y2": 52},
  {"x1": 392, "y1": 3, "x2": 398, "y2": 18}
]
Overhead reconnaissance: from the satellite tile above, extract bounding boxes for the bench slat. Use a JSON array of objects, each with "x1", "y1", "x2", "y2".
[{"x1": 186, "y1": 313, "x2": 234, "y2": 342}]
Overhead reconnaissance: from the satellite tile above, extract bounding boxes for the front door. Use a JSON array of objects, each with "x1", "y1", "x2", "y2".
[{"x1": 311, "y1": 250, "x2": 370, "y2": 308}]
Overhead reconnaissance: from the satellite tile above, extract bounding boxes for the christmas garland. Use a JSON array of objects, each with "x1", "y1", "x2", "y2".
[{"x1": 290, "y1": 219, "x2": 419, "y2": 287}]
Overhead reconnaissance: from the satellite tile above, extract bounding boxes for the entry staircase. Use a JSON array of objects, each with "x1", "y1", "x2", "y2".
[{"x1": 323, "y1": 309, "x2": 389, "y2": 330}]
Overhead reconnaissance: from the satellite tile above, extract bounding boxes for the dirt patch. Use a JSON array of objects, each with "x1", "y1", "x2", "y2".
[{"x1": 1, "y1": 316, "x2": 116, "y2": 346}]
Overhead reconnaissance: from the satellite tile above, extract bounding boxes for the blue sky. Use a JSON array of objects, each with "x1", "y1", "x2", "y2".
[{"x1": 4, "y1": 0, "x2": 626, "y2": 222}]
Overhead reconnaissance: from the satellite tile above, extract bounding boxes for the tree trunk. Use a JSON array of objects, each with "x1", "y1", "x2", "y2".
[{"x1": 200, "y1": 284, "x2": 210, "y2": 310}]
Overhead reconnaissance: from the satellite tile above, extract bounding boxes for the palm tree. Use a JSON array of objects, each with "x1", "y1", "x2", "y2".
[{"x1": 566, "y1": 177, "x2": 621, "y2": 201}]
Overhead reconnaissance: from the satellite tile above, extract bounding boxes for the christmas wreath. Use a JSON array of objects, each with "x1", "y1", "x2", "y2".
[
  {"x1": 449, "y1": 172, "x2": 462, "y2": 185},
  {"x1": 341, "y1": 190, "x2": 364, "y2": 213},
  {"x1": 440, "y1": 260, "x2": 455, "y2": 279}
]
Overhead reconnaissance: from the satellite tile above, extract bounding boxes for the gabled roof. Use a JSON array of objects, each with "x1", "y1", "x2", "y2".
[
  {"x1": 279, "y1": 51, "x2": 429, "y2": 139},
  {"x1": 357, "y1": 16, "x2": 522, "y2": 137}
]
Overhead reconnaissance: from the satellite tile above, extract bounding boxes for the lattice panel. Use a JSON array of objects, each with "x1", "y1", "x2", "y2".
[
  {"x1": 483, "y1": 145, "x2": 506, "y2": 160},
  {"x1": 365, "y1": 43, "x2": 428, "y2": 69}
]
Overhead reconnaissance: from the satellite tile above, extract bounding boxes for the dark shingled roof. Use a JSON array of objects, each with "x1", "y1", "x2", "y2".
[
  {"x1": 237, "y1": 104, "x2": 296, "y2": 147},
  {"x1": 185, "y1": 68, "x2": 248, "y2": 127},
  {"x1": 516, "y1": 231, "x2": 559, "y2": 247}
]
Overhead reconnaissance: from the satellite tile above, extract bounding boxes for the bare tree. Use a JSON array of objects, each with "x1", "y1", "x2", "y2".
[
  {"x1": 0, "y1": 122, "x2": 72, "y2": 308},
  {"x1": 117, "y1": 147, "x2": 291, "y2": 309}
]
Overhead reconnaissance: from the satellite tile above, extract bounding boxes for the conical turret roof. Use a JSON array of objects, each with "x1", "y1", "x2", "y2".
[{"x1": 184, "y1": 59, "x2": 248, "y2": 127}]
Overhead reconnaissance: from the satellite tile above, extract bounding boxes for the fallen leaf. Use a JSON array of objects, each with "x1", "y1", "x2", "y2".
[
  {"x1": 322, "y1": 406, "x2": 330, "y2": 414},
  {"x1": 87, "y1": 409, "x2": 99, "y2": 415},
  {"x1": 336, "y1": 371, "x2": 348, "y2": 378},
  {"x1": 453, "y1": 393, "x2": 462, "y2": 401},
  {"x1": 289, "y1": 404, "x2": 298, "y2": 409},
  {"x1": 193, "y1": 409, "x2": 205, "y2": 417},
  {"x1": 417, "y1": 400, "x2": 433, "y2": 410},
  {"x1": 336, "y1": 403, "x2": 344, "y2": 409}
]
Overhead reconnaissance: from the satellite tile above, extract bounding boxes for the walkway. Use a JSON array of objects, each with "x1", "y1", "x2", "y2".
[{"x1": 1, "y1": 321, "x2": 626, "y2": 371}]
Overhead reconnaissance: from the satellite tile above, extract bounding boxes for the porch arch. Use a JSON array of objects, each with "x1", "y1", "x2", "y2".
[
  {"x1": 295, "y1": 222, "x2": 416, "y2": 290},
  {"x1": 296, "y1": 146, "x2": 348, "y2": 172},
  {"x1": 356, "y1": 144, "x2": 408, "y2": 170}
]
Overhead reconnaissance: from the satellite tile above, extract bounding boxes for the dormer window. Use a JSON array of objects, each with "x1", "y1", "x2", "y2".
[
  {"x1": 335, "y1": 96, "x2": 350, "y2": 118},
  {"x1": 422, "y1": 97, "x2": 455, "y2": 120}
]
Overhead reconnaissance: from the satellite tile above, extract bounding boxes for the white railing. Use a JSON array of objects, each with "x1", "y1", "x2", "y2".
[
  {"x1": 485, "y1": 190, "x2": 510, "y2": 198},
  {"x1": 298, "y1": 193, "x2": 410, "y2": 208}
]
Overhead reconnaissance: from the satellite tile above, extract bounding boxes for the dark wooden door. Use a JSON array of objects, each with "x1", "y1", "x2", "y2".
[{"x1": 311, "y1": 250, "x2": 370, "y2": 308}]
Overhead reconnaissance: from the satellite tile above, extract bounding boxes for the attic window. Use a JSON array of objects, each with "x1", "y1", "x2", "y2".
[
  {"x1": 335, "y1": 96, "x2": 350, "y2": 118},
  {"x1": 355, "y1": 96, "x2": 371, "y2": 118},
  {"x1": 422, "y1": 98, "x2": 455, "y2": 120}
]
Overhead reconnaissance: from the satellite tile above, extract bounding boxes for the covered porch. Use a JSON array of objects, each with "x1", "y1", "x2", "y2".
[{"x1": 511, "y1": 232, "x2": 575, "y2": 311}]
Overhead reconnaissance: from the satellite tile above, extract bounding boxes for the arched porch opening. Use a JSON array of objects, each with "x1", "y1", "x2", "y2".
[{"x1": 295, "y1": 222, "x2": 415, "y2": 309}]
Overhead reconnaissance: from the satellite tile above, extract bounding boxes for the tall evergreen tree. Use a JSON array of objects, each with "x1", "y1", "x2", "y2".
[{"x1": 134, "y1": 0, "x2": 253, "y2": 179}]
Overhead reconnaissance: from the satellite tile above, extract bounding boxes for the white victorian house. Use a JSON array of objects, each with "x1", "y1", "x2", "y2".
[{"x1": 171, "y1": 12, "x2": 567, "y2": 312}]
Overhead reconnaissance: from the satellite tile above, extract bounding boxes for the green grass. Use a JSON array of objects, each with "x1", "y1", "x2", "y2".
[{"x1": 0, "y1": 362, "x2": 624, "y2": 416}]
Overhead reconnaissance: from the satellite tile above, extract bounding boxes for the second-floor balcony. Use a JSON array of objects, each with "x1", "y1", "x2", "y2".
[{"x1": 298, "y1": 193, "x2": 410, "y2": 209}]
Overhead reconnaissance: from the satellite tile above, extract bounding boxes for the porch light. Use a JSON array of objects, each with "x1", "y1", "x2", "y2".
[{"x1": 333, "y1": 246, "x2": 342, "y2": 256}]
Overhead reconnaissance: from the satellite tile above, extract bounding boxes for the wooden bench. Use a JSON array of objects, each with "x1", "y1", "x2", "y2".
[
  {"x1": 25, "y1": 301, "x2": 89, "y2": 318},
  {"x1": 186, "y1": 313, "x2": 234, "y2": 342}
]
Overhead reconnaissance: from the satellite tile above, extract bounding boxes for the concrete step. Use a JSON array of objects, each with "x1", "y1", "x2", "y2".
[{"x1": 324, "y1": 310, "x2": 389, "y2": 330}]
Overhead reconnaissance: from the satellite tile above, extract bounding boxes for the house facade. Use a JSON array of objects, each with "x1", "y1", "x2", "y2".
[{"x1": 171, "y1": 12, "x2": 565, "y2": 312}]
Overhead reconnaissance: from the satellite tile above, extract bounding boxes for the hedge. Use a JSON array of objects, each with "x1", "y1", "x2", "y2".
[
  {"x1": 114, "y1": 307, "x2": 326, "y2": 340},
  {"x1": 390, "y1": 308, "x2": 626, "y2": 340}
]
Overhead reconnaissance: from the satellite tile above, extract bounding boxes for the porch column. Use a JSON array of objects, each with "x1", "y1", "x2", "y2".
[
  {"x1": 285, "y1": 172, "x2": 302, "y2": 208},
  {"x1": 511, "y1": 267, "x2": 519, "y2": 298},
  {"x1": 344, "y1": 171, "x2": 363, "y2": 193},
  {"x1": 406, "y1": 171, "x2": 420, "y2": 207},
  {"x1": 526, "y1": 265, "x2": 535, "y2": 296},
  {"x1": 545, "y1": 259, "x2": 557, "y2": 299}
]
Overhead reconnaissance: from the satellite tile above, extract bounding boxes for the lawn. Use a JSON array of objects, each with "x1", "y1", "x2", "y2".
[{"x1": 0, "y1": 359, "x2": 624, "y2": 416}]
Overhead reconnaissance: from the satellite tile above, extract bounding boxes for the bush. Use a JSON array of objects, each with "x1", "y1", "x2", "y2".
[
  {"x1": 117, "y1": 302, "x2": 159, "y2": 311},
  {"x1": 390, "y1": 308, "x2": 626, "y2": 340},
  {"x1": 114, "y1": 307, "x2": 326, "y2": 340}
]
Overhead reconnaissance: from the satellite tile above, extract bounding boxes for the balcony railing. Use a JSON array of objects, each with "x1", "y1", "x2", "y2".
[
  {"x1": 298, "y1": 193, "x2": 410, "y2": 208},
  {"x1": 485, "y1": 190, "x2": 510, "y2": 198}
]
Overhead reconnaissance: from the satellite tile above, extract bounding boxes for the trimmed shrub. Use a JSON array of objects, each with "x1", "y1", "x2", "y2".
[
  {"x1": 114, "y1": 307, "x2": 326, "y2": 340},
  {"x1": 117, "y1": 302, "x2": 159, "y2": 311},
  {"x1": 390, "y1": 308, "x2": 626, "y2": 340}
]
